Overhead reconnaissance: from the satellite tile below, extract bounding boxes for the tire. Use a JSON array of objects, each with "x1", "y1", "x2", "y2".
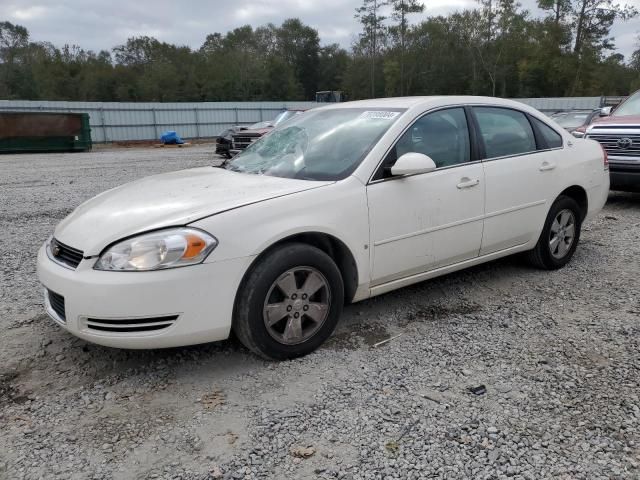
[
  {"x1": 526, "y1": 195, "x2": 583, "y2": 270},
  {"x1": 233, "y1": 243, "x2": 344, "y2": 360}
]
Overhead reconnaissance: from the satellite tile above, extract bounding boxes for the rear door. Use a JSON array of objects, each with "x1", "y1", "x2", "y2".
[{"x1": 473, "y1": 107, "x2": 563, "y2": 255}]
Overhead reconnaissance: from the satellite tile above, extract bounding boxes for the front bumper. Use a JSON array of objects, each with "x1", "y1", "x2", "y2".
[
  {"x1": 37, "y1": 244, "x2": 253, "y2": 349},
  {"x1": 609, "y1": 161, "x2": 640, "y2": 192}
]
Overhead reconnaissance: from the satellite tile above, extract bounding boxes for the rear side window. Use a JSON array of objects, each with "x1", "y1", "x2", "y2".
[
  {"x1": 474, "y1": 107, "x2": 536, "y2": 159},
  {"x1": 531, "y1": 117, "x2": 563, "y2": 148}
]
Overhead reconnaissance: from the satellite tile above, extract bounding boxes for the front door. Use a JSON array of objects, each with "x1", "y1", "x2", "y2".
[{"x1": 366, "y1": 107, "x2": 485, "y2": 286}]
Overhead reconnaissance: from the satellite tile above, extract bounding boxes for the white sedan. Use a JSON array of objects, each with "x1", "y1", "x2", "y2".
[{"x1": 38, "y1": 96, "x2": 609, "y2": 359}]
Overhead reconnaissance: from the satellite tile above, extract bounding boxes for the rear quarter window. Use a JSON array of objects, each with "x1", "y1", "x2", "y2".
[{"x1": 531, "y1": 117, "x2": 563, "y2": 149}]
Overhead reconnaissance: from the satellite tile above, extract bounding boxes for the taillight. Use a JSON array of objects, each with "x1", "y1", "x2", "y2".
[{"x1": 600, "y1": 144, "x2": 609, "y2": 170}]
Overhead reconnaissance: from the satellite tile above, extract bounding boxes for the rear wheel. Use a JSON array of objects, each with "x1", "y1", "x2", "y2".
[
  {"x1": 527, "y1": 195, "x2": 582, "y2": 270},
  {"x1": 233, "y1": 243, "x2": 344, "y2": 360}
]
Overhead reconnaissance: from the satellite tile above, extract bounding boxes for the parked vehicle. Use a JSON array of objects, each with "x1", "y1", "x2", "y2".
[
  {"x1": 215, "y1": 126, "x2": 240, "y2": 158},
  {"x1": 229, "y1": 110, "x2": 305, "y2": 156},
  {"x1": 316, "y1": 91, "x2": 346, "y2": 103},
  {"x1": 550, "y1": 109, "x2": 599, "y2": 133},
  {"x1": 573, "y1": 89, "x2": 640, "y2": 192},
  {"x1": 38, "y1": 96, "x2": 609, "y2": 359},
  {"x1": 216, "y1": 122, "x2": 263, "y2": 159}
]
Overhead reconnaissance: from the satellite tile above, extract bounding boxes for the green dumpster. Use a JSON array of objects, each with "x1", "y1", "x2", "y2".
[{"x1": 0, "y1": 112, "x2": 92, "y2": 153}]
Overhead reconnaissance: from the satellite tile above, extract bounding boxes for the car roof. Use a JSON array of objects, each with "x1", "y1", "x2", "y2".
[
  {"x1": 316, "y1": 96, "x2": 543, "y2": 113},
  {"x1": 560, "y1": 109, "x2": 599, "y2": 114}
]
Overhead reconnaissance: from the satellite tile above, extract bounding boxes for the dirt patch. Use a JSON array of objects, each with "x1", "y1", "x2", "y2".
[
  {"x1": 326, "y1": 321, "x2": 390, "y2": 350},
  {"x1": 0, "y1": 371, "x2": 28, "y2": 406},
  {"x1": 401, "y1": 303, "x2": 482, "y2": 326}
]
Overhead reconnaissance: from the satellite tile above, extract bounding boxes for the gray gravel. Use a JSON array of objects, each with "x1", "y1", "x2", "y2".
[{"x1": 0, "y1": 145, "x2": 639, "y2": 480}]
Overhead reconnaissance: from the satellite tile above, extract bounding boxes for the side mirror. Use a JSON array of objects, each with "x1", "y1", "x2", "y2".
[
  {"x1": 600, "y1": 106, "x2": 612, "y2": 117},
  {"x1": 391, "y1": 152, "x2": 437, "y2": 176}
]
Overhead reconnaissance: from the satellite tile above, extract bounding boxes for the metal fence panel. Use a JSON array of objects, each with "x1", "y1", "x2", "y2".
[
  {"x1": 514, "y1": 97, "x2": 602, "y2": 112},
  {"x1": 0, "y1": 97, "x2": 609, "y2": 142},
  {"x1": 0, "y1": 100, "x2": 318, "y2": 143}
]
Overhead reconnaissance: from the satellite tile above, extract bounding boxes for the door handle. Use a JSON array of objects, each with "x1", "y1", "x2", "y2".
[
  {"x1": 457, "y1": 178, "x2": 480, "y2": 189},
  {"x1": 539, "y1": 161, "x2": 556, "y2": 171}
]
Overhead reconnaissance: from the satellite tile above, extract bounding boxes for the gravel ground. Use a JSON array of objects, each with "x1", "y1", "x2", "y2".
[{"x1": 0, "y1": 145, "x2": 639, "y2": 480}]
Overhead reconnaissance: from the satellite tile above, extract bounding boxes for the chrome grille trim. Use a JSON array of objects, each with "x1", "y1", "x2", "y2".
[
  {"x1": 48, "y1": 238, "x2": 84, "y2": 269},
  {"x1": 231, "y1": 133, "x2": 262, "y2": 150},
  {"x1": 586, "y1": 132, "x2": 640, "y2": 159},
  {"x1": 83, "y1": 315, "x2": 179, "y2": 334}
]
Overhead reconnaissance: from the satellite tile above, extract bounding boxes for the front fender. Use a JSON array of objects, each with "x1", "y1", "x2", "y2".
[{"x1": 190, "y1": 177, "x2": 371, "y2": 295}]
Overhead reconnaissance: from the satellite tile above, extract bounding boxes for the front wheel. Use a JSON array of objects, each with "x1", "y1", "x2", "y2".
[
  {"x1": 233, "y1": 243, "x2": 344, "y2": 360},
  {"x1": 526, "y1": 195, "x2": 582, "y2": 270}
]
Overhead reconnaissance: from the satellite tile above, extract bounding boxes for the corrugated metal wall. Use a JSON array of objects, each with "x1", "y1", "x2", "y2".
[
  {"x1": 514, "y1": 97, "x2": 602, "y2": 112},
  {"x1": 0, "y1": 100, "x2": 317, "y2": 142},
  {"x1": 0, "y1": 97, "x2": 604, "y2": 143}
]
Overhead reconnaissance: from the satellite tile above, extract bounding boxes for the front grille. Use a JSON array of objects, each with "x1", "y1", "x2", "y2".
[
  {"x1": 232, "y1": 134, "x2": 261, "y2": 150},
  {"x1": 47, "y1": 290, "x2": 66, "y2": 322},
  {"x1": 50, "y1": 238, "x2": 84, "y2": 269},
  {"x1": 84, "y1": 315, "x2": 178, "y2": 333},
  {"x1": 587, "y1": 133, "x2": 640, "y2": 158}
]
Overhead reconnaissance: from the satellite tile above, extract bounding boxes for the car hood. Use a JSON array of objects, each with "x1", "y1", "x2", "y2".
[
  {"x1": 234, "y1": 127, "x2": 272, "y2": 135},
  {"x1": 54, "y1": 167, "x2": 331, "y2": 255},
  {"x1": 590, "y1": 114, "x2": 640, "y2": 126}
]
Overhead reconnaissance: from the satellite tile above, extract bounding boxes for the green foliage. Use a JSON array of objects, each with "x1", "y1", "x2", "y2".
[{"x1": 0, "y1": 8, "x2": 638, "y2": 102}]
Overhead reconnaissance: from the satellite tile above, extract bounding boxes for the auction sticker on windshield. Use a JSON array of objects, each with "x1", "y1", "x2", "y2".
[{"x1": 359, "y1": 111, "x2": 401, "y2": 120}]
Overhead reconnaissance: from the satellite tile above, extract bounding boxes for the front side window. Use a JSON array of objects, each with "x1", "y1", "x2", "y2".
[
  {"x1": 531, "y1": 117, "x2": 563, "y2": 148},
  {"x1": 474, "y1": 107, "x2": 536, "y2": 159},
  {"x1": 226, "y1": 108, "x2": 404, "y2": 181},
  {"x1": 377, "y1": 108, "x2": 471, "y2": 178}
]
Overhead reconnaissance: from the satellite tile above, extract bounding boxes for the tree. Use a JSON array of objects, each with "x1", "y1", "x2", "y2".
[
  {"x1": 355, "y1": 0, "x2": 388, "y2": 97},
  {"x1": 276, "y1": 19, "x2": 320, "y2": 99},
  {"x1": 0, "y1": 14, "x2": 638, "y2": 102},
  {"x1": 389, "y1": 0, "x2": 424, "y2": 95},
  {"x1": 318, "y1": 44, "x2": 349, "y2": 91},
  {"x1": 631, "y1": 37, "x2": 640, "y2": 71},
  {"x1": 0, "y1": 21, "x2": 29, "y2": 64},
  {"x1": 570, "y1": 0, "x2": 637, "y2": 57},
  {"x1": 537, "y1": 0, "x2": 572, "y2": 25},
  {"x1": 0, "y1": 22, "x2": 31, "y2": 98}
]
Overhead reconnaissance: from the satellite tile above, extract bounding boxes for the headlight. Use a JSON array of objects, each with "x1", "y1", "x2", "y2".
[{"x1": 94, "y1": 228, "x2": 217, "y2": 271}]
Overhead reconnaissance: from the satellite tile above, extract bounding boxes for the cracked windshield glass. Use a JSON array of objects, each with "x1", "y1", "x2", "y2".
[{"x1": 225, "y1": 108, "x2": 404, "y2": 180}]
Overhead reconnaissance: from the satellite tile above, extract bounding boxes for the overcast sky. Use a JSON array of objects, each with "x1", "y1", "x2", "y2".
[{"x1": 5, "y1": 0, "x2": 640, "y2": 60}]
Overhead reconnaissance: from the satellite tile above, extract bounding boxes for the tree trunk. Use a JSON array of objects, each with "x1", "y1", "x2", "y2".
[
  {"x1": 372, "y1": 0, "x2": 377, "y2": 98},
  {"x1": 400, "y1": 3, "x2": 405, "y2": 96},
  {"x1": 573, "y1": 0, "x2": 587, "y2": 55}
]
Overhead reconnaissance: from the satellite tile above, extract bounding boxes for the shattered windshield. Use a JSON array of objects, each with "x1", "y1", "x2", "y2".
[{"x1": 225, "y1": 108, "x2": 405, "y2": 181}]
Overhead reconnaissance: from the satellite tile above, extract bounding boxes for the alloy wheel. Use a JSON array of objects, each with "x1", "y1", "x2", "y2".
[
  {"x1": 549, "y1": 209, "x2": 576, "y2": 259},
  {"x1": 263, "y1": 267, "x2": 331, "y2": 345}
]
